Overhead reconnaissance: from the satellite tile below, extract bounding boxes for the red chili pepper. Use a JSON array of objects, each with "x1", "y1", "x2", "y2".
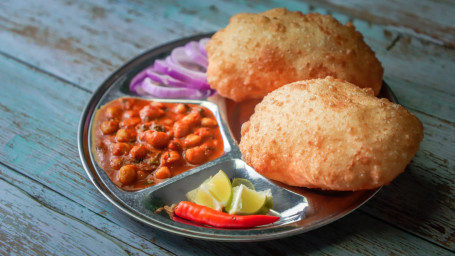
[{"x1": 173, "y1": 201, "x2": 280, "y2": 228}]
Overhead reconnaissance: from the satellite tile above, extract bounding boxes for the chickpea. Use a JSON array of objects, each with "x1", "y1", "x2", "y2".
[
  {"x1": 110, "y1": 157, "x2": 123, "y2": 169},
  {"x1": 184, "y1": 134, "x2": 202, "y2": 148},
  {"x1": 144, "y1": 130, "x2": 170, "y2": 148},
  {"x1": 161, "y1": 118, "x2": 174, "y2": 126},
  {"x1": 165, "y1": 128, "x2": 174, "y2": 138},
  {"x1": 105, "y1": 106, "x2": 122, "y2": 119},
  {"x1": 173, "y1": 121, "x2": 190, "y2": 138},
  {"x1": 115, "y1": 129, "x2": 137, "y2": 142},
  {"x1": 201, "y1": 117, "x2": 217, "y2": 127},
  {"x1": 201, "y1": 141, "x2": 216, "y2": 157},
  {"x1": 194, "y1": 127, "x2": 213, "y2": 138},
  {"x1": 155, "y1": 166, "x2": 171, "y2": 179},
  {"x1": 137, "y1": 170, "x2": 148, "y2": 180},
  {"x1": 202, "y1": 140, "x2": 218, "y2": 148},
  {"x1": 129, "y1": 144, "x2": 148, "y2": 160},
  {"x1": 119, "y1": 117, "x2": 141, "y2": 129},
  {"x1": 100, "y1": 120, "x2": 119, "y2": 134},
  {"x1": 161, "y1": 151, "x2": 181, "y2": 165},
  {"x1": 139, "y1": 105, "x2": 164, "y2": 121},
  {"x1": 121, "y1": 98, "x2": 135, "y2": 110},
  {"x1": 181, "y1": 112, "x2": 201, "y2": 127},
  {"x1": 185, "y1": 146, "x2": 207, "y2": 164},
  {"x1": 168, "y1": 140, "x2": 183, "y2": 151},
  {"x1": 174, "y1": 103, "x2": 188, "y2": 114},
  {"x1": 122, "y1": 110, "x2": 139, "y2": 119},
  {"x1": 111, "y1": 142, "x2": 131, "y2": 156},
  {"x1": 138, "y1": 131, "x2": 146, "y2": 142},
  {"x1": 118, "y1": 165, "x2": 137, "y2": 185}
]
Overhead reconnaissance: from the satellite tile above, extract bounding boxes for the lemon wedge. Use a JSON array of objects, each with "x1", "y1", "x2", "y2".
[
  {"x1": 186, "y1": 170, "x2": 232, "y2": 211},
  {"x1": 226, "y1": 184, "x2": 267, "y2": 215},
  {"x1": 256, "y1": 189, "x2": 273, "y2": 214},
  {"x1": 204, "y1": 170, "x2": 232, "y2": 206},
  {"x1": 194, "y1": 185, "x2": 223, "y2": 211},
  {"x1": 185, "y1": 187, "x2": 198, "y2": 202}
]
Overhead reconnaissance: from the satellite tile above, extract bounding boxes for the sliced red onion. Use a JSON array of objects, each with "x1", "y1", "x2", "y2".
[
  {"x1": 139, "y1": 78, "x2": 212, "y2": 99},
  {"x1": 129, "y1": 38, "x2": 213, "y2": 99},
  {"x1": 170, "y1": 47, "x2": 207, "y2": 74},
  {"x1": 153, "y1": 57, "x2": 209, "y2": 90},
  {"x1": 184, "y1": 41, "x2": 208, "y2": 67},
  {"x1": 146, "y1": 67, "x2": 189, "y2": 88},
  {"x1": 154, "y1": 54, "x2": 210, "y2": 90},
  {"x1": 130, "y1": 68, "x2": 149, "y2": 93},
  {"x1": 199, "y1": 38, "x2": 210, "y2": 57},
  {"x1": 153, "y1": 59, "x2": 170, "y2": 74}
]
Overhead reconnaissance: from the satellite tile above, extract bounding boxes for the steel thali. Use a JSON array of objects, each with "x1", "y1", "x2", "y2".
[{"x1": 78, "y1": 33, "x2": 395, "y2": 241}]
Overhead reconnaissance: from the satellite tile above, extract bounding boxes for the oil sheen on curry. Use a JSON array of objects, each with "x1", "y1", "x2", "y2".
[{"x1": 92, "y1": 97, "x2": 224, "y2": 191}]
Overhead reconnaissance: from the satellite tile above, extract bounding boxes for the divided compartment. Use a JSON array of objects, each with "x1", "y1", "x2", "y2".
[
  {"x1": 78, "y1": 33, "x2": 386, "y2": 240},
  {"x1": 87, "y1": 94, "x2": 235, "y2": 194},
  {"x1": 87, "y1": 92, "x2": 307, "y2": 228},
  {"x1": 145, "y1": 158, "x2": 308, "y2": 228}
]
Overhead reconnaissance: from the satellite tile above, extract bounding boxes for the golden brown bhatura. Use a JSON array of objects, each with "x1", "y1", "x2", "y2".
[
  {"x1": 206, "y1": 8, "x2": 384, "y2": 102},
  {"x1": 239, "y1": 77, "x2": 423, "y2": 191}
]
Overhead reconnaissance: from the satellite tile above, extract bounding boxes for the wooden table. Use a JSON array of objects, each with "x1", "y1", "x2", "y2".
[{"x1": 1, "y1": 0, "x2": 454, "y2": 255}]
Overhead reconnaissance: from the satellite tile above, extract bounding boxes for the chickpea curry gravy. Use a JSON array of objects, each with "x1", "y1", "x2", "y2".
[{"x1": 93, "y1": 97, "x2": 224, "y2": 191}]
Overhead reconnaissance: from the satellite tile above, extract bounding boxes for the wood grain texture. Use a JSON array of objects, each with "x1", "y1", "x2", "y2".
[
  {"x1": 0, "y1": 168, "x2": 172, "y2": 256},
  {"x1": 360, "y1": 111, "x2": 455, "y2": 248},
  {"x1": 0, "y1": 0, "x2": 454, "y2": 255},
  {"x1": 1, "y1": 0, "x2": 453, "y2": 124},
  {"x1": 0, "y1": 44, "x2": 453, "y2": 256},
  {"x1": 304, "y1": 0, "x2": 455, "y2": 48}
]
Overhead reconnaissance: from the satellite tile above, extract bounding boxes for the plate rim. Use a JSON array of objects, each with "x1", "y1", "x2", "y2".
[{"x1": 78, "y1": 33, "x2": 391, "y2": 242}]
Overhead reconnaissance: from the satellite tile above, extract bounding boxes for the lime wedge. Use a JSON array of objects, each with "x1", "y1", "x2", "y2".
[
  {"x1": 204, "y1": 170, "x2": 232, "y2": 207},
  {"x1": 188, "y1": 170, "x2": 232, "y2": 211},
  {"x1": 232, "y1": 178, "x2": 255, "y2": 190},
  {"x1": 226, "y1": 184, "x2": 267, "y2": 215},
  {"x1": 186, "y1": 177, "x2": 211, "y2": 202},
  {"x1": 256, "y1": 189, "x2": 273, "y2": 214},
  {"x1": 185, "y1": 187, "x2": 198, "y2": 202},
  {"x1": 261, "y1": 189, "x2": 273, "y2": 209},
  {"x1": 194, "y1": 184, "x2": 223, "y2": 211}
]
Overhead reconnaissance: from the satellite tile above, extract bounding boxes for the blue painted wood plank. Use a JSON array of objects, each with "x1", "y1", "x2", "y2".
[
  {"x1": 2, "y1": 160, "x2": 453, "y2": 256},
  {"x1": 0, "y1": 167, "x2": 173, "y2": 256},
  {"x1": 0, "y1": 0, "x2": 454, "y2": 123},
  {"x1": 361, "y1": 111, "x2": 455, "y2": 248},
  {"x1": 0, "y1": 0, "x2": 454, "y2": 254},
  {"x1": 1, "y1": 37, "x2": 455, "y2": 254},
  {"x1": 0, "y1": 42, "x2": 454, "y2": 254},
  {"x1": 304, "y1": 0, "x2": 455, "y2": 47}
]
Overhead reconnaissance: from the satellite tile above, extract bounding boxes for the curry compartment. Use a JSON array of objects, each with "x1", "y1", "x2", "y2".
[{"x1": 92, "y1": 97, "x2": 225, "y2": 191}]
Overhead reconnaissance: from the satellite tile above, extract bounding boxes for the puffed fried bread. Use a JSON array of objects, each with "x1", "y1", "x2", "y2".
[
  {"x1": 239, "y1": 77, "x2": 423, "y2": 191},
  {"x1": 206, "y1": 8, "x2": 384, "y2": 102}
]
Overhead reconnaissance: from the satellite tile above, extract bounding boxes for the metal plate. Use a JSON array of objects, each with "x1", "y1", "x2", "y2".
[{"x1": 78, "y1": 33, "x2": 395, "y2": 242}]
